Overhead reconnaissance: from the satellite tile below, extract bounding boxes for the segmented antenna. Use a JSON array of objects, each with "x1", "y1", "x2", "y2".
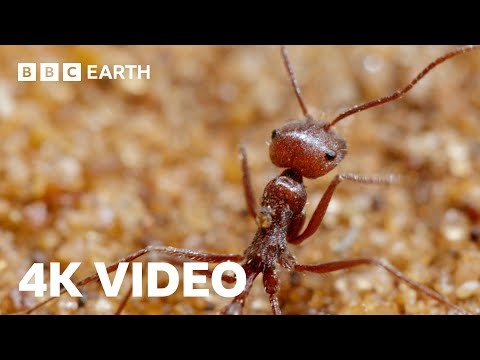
[
  {"x1": 324, "y1": 45, "x2": 480, "y2": 130},
  {"x1": 281, "y1": 45, "x2": 312, "y2": 120}
]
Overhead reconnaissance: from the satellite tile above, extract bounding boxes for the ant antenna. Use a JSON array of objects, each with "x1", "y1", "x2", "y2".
[
  {"x1": 281, "y1": 45, "x2": 312, "y2": 121},
  {"x1": 324, "y1": 45, "x2": 480, "y2": 131}
]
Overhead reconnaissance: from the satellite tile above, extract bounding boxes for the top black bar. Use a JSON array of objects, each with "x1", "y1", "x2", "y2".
[{"x1": 2, "y1": 7, "x2": 478, "y2": 44}]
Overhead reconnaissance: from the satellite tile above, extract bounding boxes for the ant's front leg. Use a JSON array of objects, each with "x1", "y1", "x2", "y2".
[
  {"x1": 289, "y1": 173, "x2": 399, "y2": 245},
  {"x1": 22, "y1": 245, "x2": 243, "y2": 314}
]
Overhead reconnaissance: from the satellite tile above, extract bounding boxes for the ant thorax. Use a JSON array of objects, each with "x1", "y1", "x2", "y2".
[{"x1": 243, "y1": 168, "x2": 307, "y2": 272}]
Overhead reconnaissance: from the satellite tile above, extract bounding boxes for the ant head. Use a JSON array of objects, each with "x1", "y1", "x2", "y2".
[
  {"x1": 269, "y1": 120, "x2": 347, "y2": 179},
  {"x1": 277, "y1": 45, "x2": 480, "y2": 178}
]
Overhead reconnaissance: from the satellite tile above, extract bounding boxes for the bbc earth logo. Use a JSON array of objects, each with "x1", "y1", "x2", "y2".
[{"x1": 18, "y1": 63, "x2": 151, "y2": 81}]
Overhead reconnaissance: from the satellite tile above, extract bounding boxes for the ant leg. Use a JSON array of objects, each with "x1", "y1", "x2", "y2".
[
  {"x1": 289, "y1": 173, "x2": 399, "y2": 245},
  {"x1": 295, "y1": 258, "x2": 467, "y2": 315},
  {"x1": 263, "y1": 268, "x2": 281, "y2": 315},
  {"x1": 22, "y1": 245, "x2": 243, "y2": 314},
  {"x1": 220, "y1": 269, "x2": 259, "y2": 315},
  {"x1": 114, "y1": 264, "x2": 237, "y2": 315},
  {"x1": 239, "y1": 144, "x2": 258, "y2": 220},
  {"x1": 115, "y1": 287, "x2": 133, "y2": 315},
  {"x1": 193, "y1": 269, "x2": 237, "y2": 283},
  {"x1": 269, "y1": 294, "x2": 281, "y2": 315}
]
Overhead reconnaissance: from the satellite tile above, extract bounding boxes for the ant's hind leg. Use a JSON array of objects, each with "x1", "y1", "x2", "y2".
[
  {"x1": 269, "y1": 294, "x2": 281, "y2": 315},
  {"x1": 23, "y1": 245, "x2": 243, "y2": 314},
  {"x1": 263, "y1": 268, "x2": 281, "y2": 315},
  {"x1": 115, "y1": 287, "x2": 133, "y2": 315},
  {"x1": 220, "y1": 270, "x2": 258, "y2": 315},
  {"x1": 295, "y1": 258, "x2": 468, "y2": 315}
]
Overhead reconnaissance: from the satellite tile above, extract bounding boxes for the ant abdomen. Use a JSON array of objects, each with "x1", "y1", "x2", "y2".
[{"x1": 269, "y1": 120, "x2": 347, "y2": 179}]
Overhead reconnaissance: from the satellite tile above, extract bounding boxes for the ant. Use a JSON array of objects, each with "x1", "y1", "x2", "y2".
[{"x1": 23, "y1": 45, "x2": 479, "y2": 315}]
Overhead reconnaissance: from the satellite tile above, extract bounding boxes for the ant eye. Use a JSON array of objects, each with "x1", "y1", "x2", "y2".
[
  {"x1": 271, "y1": 129, "x2": 280, "y2": 140},
  {"x1": 325, "y1": 150, "x2": 336, "y2": 161}
]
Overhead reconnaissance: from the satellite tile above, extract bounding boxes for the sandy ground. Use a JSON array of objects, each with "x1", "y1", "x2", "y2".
[{"x1": 0, "y1": 45, "x2": 479, "y2": 315}]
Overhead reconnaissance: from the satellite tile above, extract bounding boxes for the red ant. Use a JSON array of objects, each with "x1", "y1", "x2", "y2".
[{"x1": 23, "y1": 45, "x2": 479, "y2": 315}]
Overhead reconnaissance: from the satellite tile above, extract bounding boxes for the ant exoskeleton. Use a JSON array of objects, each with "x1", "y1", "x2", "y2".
[{"x1": 23, "y1": 45, "x2": 479, "y2": 315}]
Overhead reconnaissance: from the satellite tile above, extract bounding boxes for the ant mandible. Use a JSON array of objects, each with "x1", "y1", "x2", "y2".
[{"x1": 24, "y1": 45, "x2": 480, "y2": 315}]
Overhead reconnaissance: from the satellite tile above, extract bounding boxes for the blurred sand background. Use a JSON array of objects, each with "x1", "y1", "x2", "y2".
[{"x1": 0, "y1": 45, "x2": 479, "y2": 314}]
